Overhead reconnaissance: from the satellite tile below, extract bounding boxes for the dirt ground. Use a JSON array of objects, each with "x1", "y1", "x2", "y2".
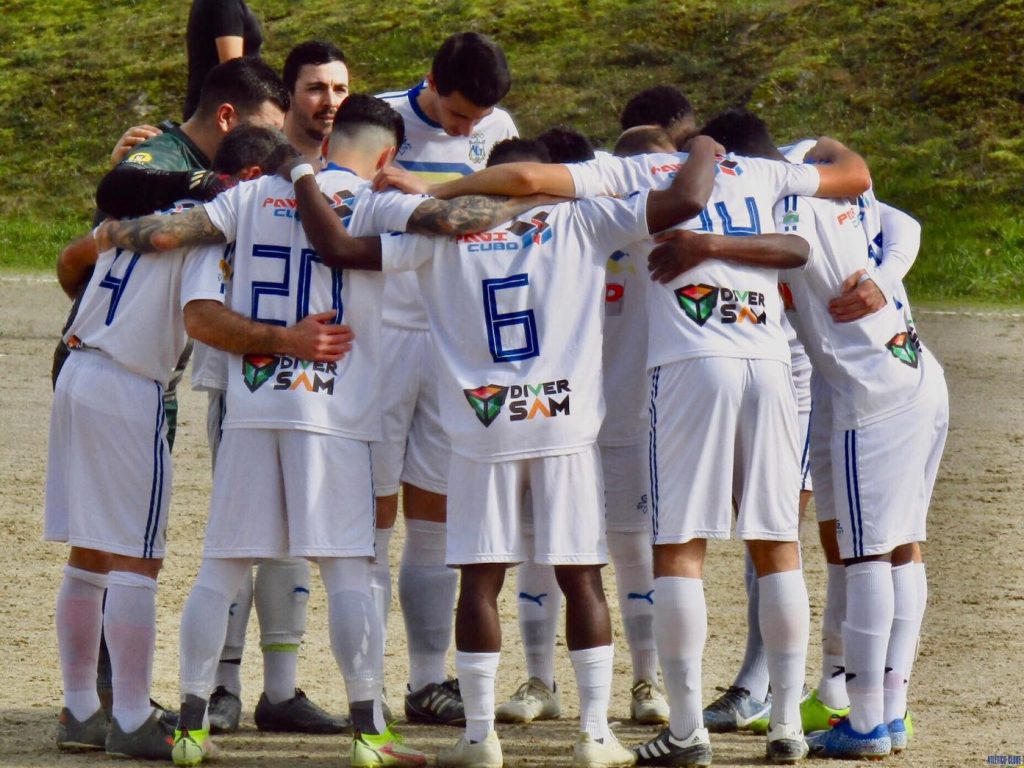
[{"x1": 0, "y1": 274, "x2": 1021, "y2": 767}]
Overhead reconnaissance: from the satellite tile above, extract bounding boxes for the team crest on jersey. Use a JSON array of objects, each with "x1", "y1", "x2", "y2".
[
  {"x1": 463, "y1": 385, "x2": 510, "y2": 427},
  {"x1": 243, "y1": 354, "x2": 280, "y2": 392},
  {"x1": 126, "y1": 151, "x2": 153, "y2": 165},
  {"x1": 507, "y1": 212, "x2": 552, "y2": 249},
  {"x1": 886, "y1": 331, "x2": 919, "y2": 368},
  {"x1": 716, "y1": 158, "x2": 743, "y2": 177},
  {"x1": 330, "y1": 190, "x2": 355, "y2": 226},
  {"x1": 398, "y1": 136, "x2": 412, "y2": 157},
  {"x1": 675, "y1": 284, "x2": 719, "y2": 326},
  {"x1": 468, "y1": 132, "x2": 486, "y2": 164}
]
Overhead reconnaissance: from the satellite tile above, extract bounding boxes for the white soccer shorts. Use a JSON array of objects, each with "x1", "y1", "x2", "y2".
[
  {"x1": 648, "y1": 357, "x2": 800, "y2": 544},
  {"x1": 204, "y1": 428, "x2": 375, "y2": 559},
  {"x1": 832, "y1": 373, "x2": 948, "y2": 559},
  {"x1": 44, "y1": 351, "x2": 171, "y2": 559},
  {"x1": 446, "y1": 445, "x2": 608, "y2": 566},
  {"x1": 370, "y1": 326, "x2": 450, "y2": 496},
  {"x1": 601, "y1": 441, "x2": 650, "y2": 533}
]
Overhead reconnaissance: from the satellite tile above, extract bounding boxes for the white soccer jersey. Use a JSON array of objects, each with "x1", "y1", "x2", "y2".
[
  {"x1": 776, "y1": 193, "x2": 936, "y2": 429},
  {"x1": 568, "y1": 152, "x2": 820, "y2": 368},
  {"x1": 377, "y1": 81, "x2": 518, "y2": 330},
  {"x1": 190, "y1": 243, "x2": 235, "y2": 392},
  {"x1": 380, "y1": 192, "x2": 652, "y2": 461},
  {"x1": 65, "y1": 202, "x2": 225, "y2": 386},
  {"x1": 599, "y1": 246, "x2": 648, "y2": 446},
  {"x1": 203, "y1": 168, "x2": 424, "y2": 438}
]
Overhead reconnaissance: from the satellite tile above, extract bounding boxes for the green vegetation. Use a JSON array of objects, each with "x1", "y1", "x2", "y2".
[{"x1": 1, "y1": 0, "x2": 1020, "y2": 301}]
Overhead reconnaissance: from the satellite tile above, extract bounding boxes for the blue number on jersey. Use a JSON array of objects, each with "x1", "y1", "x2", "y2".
[
  {"x1": 250, "y1": 244, "x2": 291, "y2": 326},
  {"x1": 98, "y1": 248, "x2": 142, "y2": 325},
  {"x1": 697, "y1": 196, "x2": 762, "y2": 236},
  {"x1": 297, "y1": 248, "x2": 343, "y2": 323},
  {"x1": 482, "y1": 274, "x2": 539, "y2": 363}
]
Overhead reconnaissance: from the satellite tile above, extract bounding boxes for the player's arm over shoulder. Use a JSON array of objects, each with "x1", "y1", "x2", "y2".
[
  {"x1": 95, "y1": 206, "x2": 226, "y2": 254},
  {"x1": 56, "y1": 233, "x2": 100, "y2": 299},
  {"x1": 803, "y1": 137, "x2": 872, "y2": 198}
]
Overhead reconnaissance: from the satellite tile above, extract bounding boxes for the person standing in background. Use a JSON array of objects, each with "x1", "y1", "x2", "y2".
[{"x1": 184, "y1": 0, "x2": 264, "y2": 120}]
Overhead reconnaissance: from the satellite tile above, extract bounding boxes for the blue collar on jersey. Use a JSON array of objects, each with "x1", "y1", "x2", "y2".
[
  {"x1": 407, "y1": 80, "x2": 442, "y2": 129},
  {"x1": 324, "y1": 162, "x2": 358, "y2": 175}
]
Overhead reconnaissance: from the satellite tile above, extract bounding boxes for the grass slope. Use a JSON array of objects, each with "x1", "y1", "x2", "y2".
[{"x1": 0, "y1": 0, "x2": 1021, "y2": 301}]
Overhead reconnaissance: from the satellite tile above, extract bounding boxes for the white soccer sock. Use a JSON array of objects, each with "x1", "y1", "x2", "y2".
[
  {"x1": 180, "y1": 559, "x2": 251, "y2": 704},
  {"x1": 370, "y1": 526, "x2": 394, "y2": 640},
  {"x1": 883, "y1": 563, "x2": 922, "y2": 723},
  {"x1": 734, "y1": 550, "x2": 769, "y2": 700},
  {"x1": 515, "y1": 559, "x2": 561, "y2": 688},
  {"x1": 654, "y1": 577, "x2": 707, "y2": 739},
  {"x1": 400, "y1": 519, "x2": 457, "y2": 691},
  {"x1": 843, "y1": 561, "x2": 893, "y2": 734},
  {"x1": 56, "y1": 565, "x2": 107, "y2": 720},
  {"x1": 215, "y1": 569, "x2": 253, "y2": 697},
  {"x1": 569, "y1": 644, "x2": 613, "y2": 741},
  {"x1": 607, "y1": 531, "x2": 659, "y2": 684},
  {"x1": 104, "y1": 571, "x2": 158, "y2": 733},
  {"x1": 255, "y1": 558, "x2": 309, "y2": 704},
  {"x1": 321, "y1": 558, "x2": 385, "y2": 733},
  {"x1": 817, "y1": 563, "x2": 849, "y2": 708},
  {"x1": 758, "y1": 570, "x2": 810, "y2": 730},
  {"x1": 456, "y1": 651, "x2": 500, "y2": 743}
]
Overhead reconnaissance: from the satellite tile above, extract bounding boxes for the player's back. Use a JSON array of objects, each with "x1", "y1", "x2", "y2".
[
  {"x1": 386, "y1": 193, "x2": 650, "y2": 462},
  {"x1": 66, "y1": 201, "x2": 221, "y2": 386}
]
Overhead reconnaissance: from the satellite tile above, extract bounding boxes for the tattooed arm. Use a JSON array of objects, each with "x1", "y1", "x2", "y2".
[
  {"x1": 93, "y1": 207, "x2": 227, "y2": 253},
  {"x1": 293, "y1": 172, "x2": 562, "y2": 270},
  {"x1": 405, "y1": 193, "x2": 562, "y2": 236}
]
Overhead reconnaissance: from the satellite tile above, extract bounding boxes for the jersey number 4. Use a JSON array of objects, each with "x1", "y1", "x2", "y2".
[
  {"x1": 98, "y1": 248, "x2": 142, "y2": 325},
  {"x1": 482, "y1": 274, "x2": 539, "y2": 363}
]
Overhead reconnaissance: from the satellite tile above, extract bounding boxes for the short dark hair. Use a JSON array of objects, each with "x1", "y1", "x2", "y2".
[
  {"x1": 620, "y1": 86, "x2": 694, "y2": 131},
  {"x1": 196, "y1": 57, "x2": 290, "y2": 120},
  {"x1": 283, "y1": 41, "x2": 347, "y2": 94},
  {"x1": 536, "y1": 126, "x2": 595, "y2": 164},
  {"x1": 486, "y1": 138, "x2": 551, "y2": 167},
  {"x1": 431, "y1": 32, "x2": 511, "y2": 107},
  {"x1": 700, "y1": 108, "x2": 776, "y2": 158},
  {"x1": 331, "y1": 93, "x2": 406, "y2": 150},
  {"x1": 613, "y1": 126, "x2": 675, "y2": 157},
  {"x1": 213, "y1": 126, "x2": 294, "y2": 175}
]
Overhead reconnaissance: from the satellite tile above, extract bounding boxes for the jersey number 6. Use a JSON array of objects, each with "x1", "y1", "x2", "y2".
[{"x1": 482, "y1": 273, "x2": 539, "y2": 363}]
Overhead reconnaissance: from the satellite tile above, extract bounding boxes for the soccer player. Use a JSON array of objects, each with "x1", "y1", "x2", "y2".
[
  {"x1": 47, "y1": 126, "x2": 316, "y2": 760},
  {"x1": 184, "y1": 0, "x2": 263, "y2": 120},
  {"x1": 198, "y1": 39, "x2": 353, "y2": 737},
  {"x1": 286, "y1": 127, "x2": 719, "y2": 768},
  {"x1": 619, "y1": 86, "x2": 698, "y2": 149},
  {"x1": 373, "y1": 31, "x2": 518, "y2": 726},
  {"x1": 687, "y1": 109, "x2": 947, "y2": 760},
  {"x1": 93, "y1": 93, "x2": 556, "y2": 768}
]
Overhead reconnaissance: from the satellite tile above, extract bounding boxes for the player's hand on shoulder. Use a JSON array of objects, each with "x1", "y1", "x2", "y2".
[
  {"x1": 681, "y1": 134, "x2": 725, "y2": 157},
  {"x1": 110, "y1": 124, "x2": 162, "y2": 167},
  {"x1": 648, "y1": 228, "x2": 712, "y2": 283},
  {"x1": 284, "y1": 311, "x2": 355, "y2": 362},
  {"x1": 804, "y1": 136, "x2": 846, "y2": 164},
  {"x1": 373, "y1": 165, "x2": 431, "y2": 195},
  {"x1": 828, "y1": 268, "x2": 887, "y2": 322}
]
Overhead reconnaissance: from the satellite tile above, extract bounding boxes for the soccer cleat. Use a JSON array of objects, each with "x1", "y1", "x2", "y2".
[
  {"x1": 105, "y1": 709, "x2": 176, "y2": 759},
  {"x1": 702, "y1": 685, "x2": 770, "y2": 732},
  {"x1": 806, "y1": 717, "x2": 891, "y2": 760},
  {"x1": 437, "y1": 731, "x2": 503, "y2": 768},
  {"x1": 254, "y1": 688, "x2": 350, "y2": 733},
  {"x1": 630, "y1": 679, "x2": 670, "y2": 725},
  {"x1": 495, "y1": 677, "x2": 561, "y2": 723},
  {"x1": 171, "y1": 727, "x2": 211, "y2": 767},
  {"x1": 352, "y1": 726, "x2": 428, "y2": 767},
  {"x1": 573, "y1": 731, "x2": 637, "y2": 767},
  {"x1": 632, "y1": 727, "x2": 712, "y2": 767},
  {"x1": 765, "y1": 723, "x2": 808, "y2": 765},
  {"x1": 404, "y1": 678, "x2": 466, "y2": 726},
  {"x1": 888, "y1": 710, "x2": 913, "y2": 753},
  {"x1": 799, "y1": 689, "x2": 849, "y2": 734},
  {"x1": 207, "y1": 685, "x2": 242, "y2": 733},
  {"x1": 56, "y1": 706, "x2": 109, "y2": 750}
]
